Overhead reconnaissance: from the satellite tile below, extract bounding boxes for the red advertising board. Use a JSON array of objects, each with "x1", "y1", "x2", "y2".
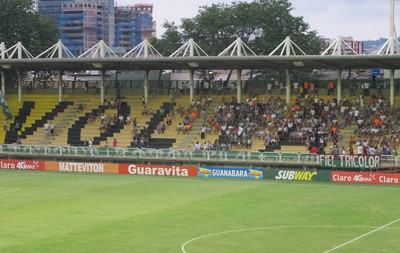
[
  {"x1": 332, "y1": 171, "x2": 400, "y2": 185},
  {"x1": 119, "y1": 164, "x2": 198, "y2": 177},
  {"x1": 0, "y1": 159, "x2": 45, "y2": 171}
]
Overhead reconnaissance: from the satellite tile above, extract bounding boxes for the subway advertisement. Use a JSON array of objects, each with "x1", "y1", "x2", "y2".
[
  {"x1": 198, "y1": 167, "x2": 263, "y2": 179},
  {"x1": 263, "y1": 169, "x2": 331, "y2": 182}
]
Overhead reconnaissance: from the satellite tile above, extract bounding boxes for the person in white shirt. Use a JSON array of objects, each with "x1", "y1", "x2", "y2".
[
  {"x1": 44, "y1": 122, "x2": 49, "y2": 135},
  {"x1": 357, "y1": 145, "x2": 363, "y2": 155},
  {"x1": 50, "y1": 122, "x2": 55, "y2": 135},
  {"x1": 363, "y1": 82, "x2": 370, "y2": 96},
  {"x1": 193, "y1": 141, "x2": 201, "y2": 150}
]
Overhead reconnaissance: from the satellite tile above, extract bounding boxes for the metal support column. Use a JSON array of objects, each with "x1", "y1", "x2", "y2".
[
  {"x1": 285, "y1": 69, "x2": 291, "y2": 105},
  {"x1": 236, "y1": 69, "x2": 242, "y2": 103},
  {"x1": 144, "y1": 70, "x2": 149, "y2": 103},
  {"x1": 189, "y1": 69, "x2": 194, "y2": 102},
  {"x1": 58, "y1": 71, "x2": 63, "y2": 102},
  {"x1": 337, "y1": 69, "x2": 342, "y2": 103},
  {"x1": 1, "y1": 71, "x2": 5, "y2": 96},
  {"x1": 17, "y1": 71, "x2": 22, "y2": 103},
  {"x1": 100, "y1": 70, "x2": 105, "y2": 104},
  {"x1": 390, "y1": 69, "x2": 395, "y2": 107}
]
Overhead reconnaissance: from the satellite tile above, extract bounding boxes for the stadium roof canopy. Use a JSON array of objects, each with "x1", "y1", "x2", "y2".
[
  {"x1": 2, "y1": 55, "x2": 400, "y2": 72},
  {"x1": 1, "y1": 38, "x2": 400, "y2": 72}
]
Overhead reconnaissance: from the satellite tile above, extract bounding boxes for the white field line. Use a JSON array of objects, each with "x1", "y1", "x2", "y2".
[
  {"x1": 181, "y1": 225, "x2": 400, "y2": 253},
  {"x1": 0, "y1": 187, "x2": 21, "y2": 194},
  {"x1": 323, "y1": 219, "x2": 400, "y2": 253}
]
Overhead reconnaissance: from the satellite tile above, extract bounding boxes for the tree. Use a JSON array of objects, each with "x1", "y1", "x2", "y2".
[
  {"x1": 0, "y1": 0, "x2": 59, "y2": 56},
  {"x1": 178, "y1": 0, "x2": 325, "y2": 55},
  {"x1": 154, "y1": 0, "x2": 326, "y2": 85},
  {"x1": 0, "y1": 0, "x2": 59, "y2": 90},
  {"x1": 150, "y1": 22, "x2": 185, "y2": 57}
]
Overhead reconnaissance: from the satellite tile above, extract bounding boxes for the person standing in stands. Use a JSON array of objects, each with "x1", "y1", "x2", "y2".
[
  {"x1": 363, "y1": 81, "x2": 370, "y2": 96},
  {"x1": 112, "y1": 138, "x2": 117, "y2": 147},
  {"x1": 327, "y1": 81, "x2": 334, "y2": 96},
  {"x1": 44, "y1": 122, "x2": 49, "y2": 136},
  {"x1": 3, "y1": 118, "x2": 7, "y2": 131},
  {"x1": 50, "y1": 122, "x2": 55, "y2": 135},
  {"x1": 303, "y1": 81, "x2": 308, "y2": 94}
]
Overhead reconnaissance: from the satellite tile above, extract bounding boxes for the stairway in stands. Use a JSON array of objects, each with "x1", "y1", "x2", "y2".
[
  {"x1": 4, "y1": 101, "x2": 35, "y2": 144},
  {"x1": 68, "y1": 104, "x2": 109, "y2": 146}
]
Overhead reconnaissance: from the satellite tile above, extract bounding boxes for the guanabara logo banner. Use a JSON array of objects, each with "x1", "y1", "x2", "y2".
[
  {"x1": 119, "y1": 164, "x2": 198, "y2": 177},
  {"x1": 198, "y1": 167, "x2": 263, "y2": 179},
  {"x1": 332, "y1": 171, "x2": 400, "y2": 185},
  {"x1": 0, "y1": 159, "x2": 44, "y2": 170}
]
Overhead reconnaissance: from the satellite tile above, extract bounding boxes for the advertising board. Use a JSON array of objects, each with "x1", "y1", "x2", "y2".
[
  {"x1": 45, "y1": 161, "x2": 119, "y2": 174},
  {"x1": 0, "y1": 159, "x2": 45, "y2": 171},
  {"x1": 264, "y1": 169, "x2": 331, "y2": 182},
  {"x1": 119, "y1": 164, "x2": 198, "y2": 177},
  {"x1": 198, "y1": 167, "x2": 263, "y2": 179},
  {"x1": 332, "y1": 171, "x2": 400, "y2": 185}
]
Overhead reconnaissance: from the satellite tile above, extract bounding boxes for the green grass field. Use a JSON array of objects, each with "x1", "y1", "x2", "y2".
[{"x1": 0, "y1": 170, "x2": 399, "y2": 253}]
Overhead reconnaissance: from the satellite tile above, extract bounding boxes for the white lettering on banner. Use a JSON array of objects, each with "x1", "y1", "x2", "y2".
[
  {"x1": 353, "y1": 174, "x2": 375, "y2": 183},
  {"x1": 319, "y1": 155, "x2": 380, "y2": 168},
  {"x1": 379, "y1": 176, "x2": 399, "y2": 184},
  {"x1": 59, "y1": 162, "x2": 104, "y2": 173},
  {"x1": 0, "y1": 161, "x2": 16, "y2": 169},
  {"x1": 0, "y1": 161, "x2": 39, "y2": 170},
  {"x1": 275, "y1": 171, "x2": 318, "y2": 181},
  {"x1": 333, "y1": 174, "x2": 352, "y2": 182},
  {"x1": 211, "y1": 169, "x2": 248, "y2": 178},
  {"x1": 128, "y1": 165, "x2": 189, "y2": 176}
]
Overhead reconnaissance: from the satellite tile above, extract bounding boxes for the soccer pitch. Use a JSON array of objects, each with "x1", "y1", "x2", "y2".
[{"x1": 0, "y1": 170, "x2": 399, "y2": 253}]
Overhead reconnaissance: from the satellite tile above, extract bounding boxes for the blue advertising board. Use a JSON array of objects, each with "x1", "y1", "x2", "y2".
[
  {"x1": 198, "y1": 167, "x2": 263, "y2": 179},
  {"x1": 371, "y1": 69, "x2": 383, "y2": 75}
]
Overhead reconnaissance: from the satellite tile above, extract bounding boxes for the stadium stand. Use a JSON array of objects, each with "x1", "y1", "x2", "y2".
[{"x1": 1, "y1": 89, "x2": 399, "y2": 158}]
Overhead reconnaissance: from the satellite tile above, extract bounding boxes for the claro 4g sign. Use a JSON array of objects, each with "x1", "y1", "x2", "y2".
[
  {"x1": 0, "y1": 159, "x2": 44, "y2": 170},
  {"x1": 332, "y1": 171, "x2": 400, "y2": 185}
]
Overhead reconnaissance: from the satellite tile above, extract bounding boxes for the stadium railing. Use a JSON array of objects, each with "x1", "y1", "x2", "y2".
[{"x1": 0, "y1": 144, "x2": 398, "y2": 168}]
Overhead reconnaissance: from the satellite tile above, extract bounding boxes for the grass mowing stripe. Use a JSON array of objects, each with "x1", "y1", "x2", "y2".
[{"x1": 322, "y1": 219, "x2": 400, "y2": 253}]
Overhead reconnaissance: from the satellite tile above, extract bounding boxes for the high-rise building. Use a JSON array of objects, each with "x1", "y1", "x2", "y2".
[
  {"x1": 37, "y1": 0, "x2": 75, "y2": 25},
  {"x1": 114, "y1": 4, "x2": 155, "y2": 51},
  {"x1": 37, "y1": 0, "x2": 155, "y2": 56},
  {"x1": 59, "y1": 0, "x2": 115, "y2": 56}
]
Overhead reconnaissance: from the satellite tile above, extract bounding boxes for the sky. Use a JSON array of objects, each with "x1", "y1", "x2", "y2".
[{"x1": 117, "y1": 0, "x2": 398, "y2": 41}]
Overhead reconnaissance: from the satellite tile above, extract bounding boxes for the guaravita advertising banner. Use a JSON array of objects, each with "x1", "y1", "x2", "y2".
[
  {"x1": 198, "y1": 167, "x2": 263, "y2": 179},
  {"x1": 119, "y1": 164, "x2": 198, "y2": 177}
]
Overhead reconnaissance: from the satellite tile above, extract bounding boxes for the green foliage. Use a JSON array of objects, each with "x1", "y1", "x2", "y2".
[
  {"x1": 154, "y1": 0, "x2": 326, "y2": 83},
  {"x1": 0, "y1": 0, "x2": 59, "y2": 56},
  {"x1": 150, "y1": 22, "x2": 185, "y2": 57},
  {"x1": 156, "y1": 0, "x2": 325, "y2": 56}
]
